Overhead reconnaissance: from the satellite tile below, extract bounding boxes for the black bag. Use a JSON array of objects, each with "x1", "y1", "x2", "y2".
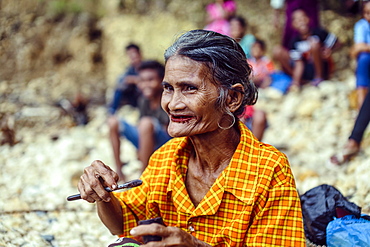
[{"x1": 300, "y1": 184, "x2": 361, "y2": 245}]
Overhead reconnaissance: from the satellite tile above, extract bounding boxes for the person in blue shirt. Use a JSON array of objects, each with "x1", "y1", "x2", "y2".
[
  {"x1": 229, "y1": 16, "x2": 255, "y2": 58},
  {"x1": 108, "y1": 61, "x2": 171, "y2": 181},
  {"x1": 108, "y1": 43, "x2": 143, "y2": 115},
  {"x1": 351, "y1": 1, "x2": 370, "y2": 109}
]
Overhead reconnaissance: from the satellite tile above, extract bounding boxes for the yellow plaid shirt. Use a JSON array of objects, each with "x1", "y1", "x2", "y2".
[{"x1": 114, "y1": 121, "x2": 306, "y2": 246}]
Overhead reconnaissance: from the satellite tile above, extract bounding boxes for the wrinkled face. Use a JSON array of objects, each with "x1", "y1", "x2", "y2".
[
  {"x1": 364, "y1": 2, "x2": 370, "y2": 23},
  {"x1": 292, "y1": 9, "x2": 310, "y2": 35},
  {"x1": 126, "y1": 48, "x2": 142, "y2": 67},
  {"x1": 161, "y1": 56, "x2": 223, "y2": 137},
  {"x1": 137, "y1": 69, "x2": 163, "y2": 100},
  {"x1": 230, "y1": 19, "x2": 245, "y2": 40},
  {"x1": 251, "y1": 42, "x2": 264, "y2": 59}
]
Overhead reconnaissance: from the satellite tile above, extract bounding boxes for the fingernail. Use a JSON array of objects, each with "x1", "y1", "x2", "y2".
[
  {"x1": 112, "y1": 184, "x2": 117, "y2": 190},
  {"x1": 105, "y1": 197, "x2": 111, "y2": 202},
  {"x1": 130, "y1": 229, "x2": 136, "y2": 235}
]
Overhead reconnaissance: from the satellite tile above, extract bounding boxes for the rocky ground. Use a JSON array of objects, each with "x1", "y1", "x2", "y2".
[{"x1": 1, "y1": 0, "x2": 369, "y2": 246}]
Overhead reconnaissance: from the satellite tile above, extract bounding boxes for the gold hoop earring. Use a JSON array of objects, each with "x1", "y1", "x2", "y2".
[{"x1": 218, "y1": 114, "x2": 236, "y2": 130}]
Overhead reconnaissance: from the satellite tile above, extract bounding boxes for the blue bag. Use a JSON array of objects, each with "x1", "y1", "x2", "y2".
[
  {"x1": 269, "y1": 71, "x2": 292, "y2": 94},
  {"x1": 327, "y1": 214, "x2": 370, "y2": 247}
]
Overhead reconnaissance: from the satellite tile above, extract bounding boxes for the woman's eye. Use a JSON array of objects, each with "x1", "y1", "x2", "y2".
[
  {"x1": 163, "y1": 84, "x2": 173, "y2": 91},
  {"x1": 186, "y1": 85, "x2": 197, "y2": 91}
]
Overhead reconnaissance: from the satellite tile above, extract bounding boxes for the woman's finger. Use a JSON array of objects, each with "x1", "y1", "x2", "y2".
[
  {"x1": 130, "y1": 224, "x2": 168, "y2": 238},
  {"x1": 84, "y1": 169, "x2": 111, "y2": 202},
  {"x1": 91, "y1": 160, "x2": 118, "y2": 190},
  {"x1": 78, "y1": 178, "x2": 96, "y2": 203}
]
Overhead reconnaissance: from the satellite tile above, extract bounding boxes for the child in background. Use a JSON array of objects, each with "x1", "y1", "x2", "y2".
[
  {"x1": 240, "y1": 39, "x2": 271, "y2": 141},
  {"x1": 230, "y1": 16, "x2": 255, "y2": 58},
  {"x1": 351, "y1": 1, "x2": 370, "y2": 109},
  {"x1": 248, "y1": 39, "x2": 275, "y2": 88},
  {"x1": 273, "y1": 9, "x2": 340, "y2": 90},
  {"x1": 204, "y1": 0, "x2": 236, "y2": 36}
]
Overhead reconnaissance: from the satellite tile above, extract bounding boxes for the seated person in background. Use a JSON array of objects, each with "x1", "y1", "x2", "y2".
[
  {"x1": 239, "y1": 39, "x2": 271, "y2": 141},
  {"x1": 229, "y1": 15, "x2": 255, "y2": 58},
  {"x1": 248, "y1": 39, "x2": 275, "y2": 88},
  {"x1": 108, "y1": 60, "x2": 171, "y2": 181},
  {"x1": 108, "y1": 43, "x2": 142, "y2": 115},
  {"x1": 270, "y1": 0, "x2": 320, "y2": 49},
  {"x1": 273, "y1": 9, "x2": 340, "y2": 90},
  {"x1": 78, "y1": 30, "x2": 305, "y2": 246},
  {"x1": 350, "y1": 1, "x2": 370, "y2": 109},
  {"x1": 204, "y1": 0, "x2": 236, "y2": 36}
]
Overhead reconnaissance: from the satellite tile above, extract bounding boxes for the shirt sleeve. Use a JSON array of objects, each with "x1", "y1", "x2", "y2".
[
  {"x1": 354, "y1": 20, "x2": 366, "y2": 44},
  {"x1": 288, "y1": 37, "x2": 303, "y2": 61},
  {"x1": 313, "y1": 28, "x2": 337, "y2": 49},
  {"x1": 245, "y1": 156, "x2": 306, "y2": 246},
  {"x1": 113, "y1": 169, "x2": 152, "y2": 237},
  {"x1": 246, "y1": 184, "x2": 305, "y2": 246}
]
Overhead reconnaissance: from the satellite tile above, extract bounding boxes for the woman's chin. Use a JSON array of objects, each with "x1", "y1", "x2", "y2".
[{"x1": 167, "y1": 125, "x2": 193, "y2": 138}]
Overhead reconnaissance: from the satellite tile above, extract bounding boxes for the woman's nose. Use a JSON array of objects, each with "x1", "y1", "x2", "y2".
[{"x1": 168, "y1": 91, "x2": 186, "y2": 111}]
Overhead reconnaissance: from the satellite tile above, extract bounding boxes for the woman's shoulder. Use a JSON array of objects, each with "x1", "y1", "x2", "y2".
[
  {"x1": 145, "y1": 137, "x2": 188, "y2": 179},
  {"x1": 150, "y1": 137, "x2": 187, "y2": 161},
  {"x1": 240, "y1": 122, "x2": 288, "y2": 164}
]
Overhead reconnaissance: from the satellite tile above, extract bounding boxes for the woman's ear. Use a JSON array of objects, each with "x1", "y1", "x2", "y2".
[{"x1": 227, "y1": 83, "x2": 244, "y2": 113}]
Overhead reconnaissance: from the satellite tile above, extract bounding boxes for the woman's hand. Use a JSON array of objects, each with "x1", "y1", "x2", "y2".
[
  {"x1": 130, "y1": 224, "x2": 212, "y2": 247},
  {"x1": 77, "y1": 160, "x2": 119, "y2": 203}
]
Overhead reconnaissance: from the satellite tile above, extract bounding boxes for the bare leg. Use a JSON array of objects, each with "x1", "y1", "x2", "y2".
[
  {"x1": 108, "y1": 116, "x2": 125, "y2": 181},
  {"x1": 357, "y1": 87, "x2": 368, "y2": 110},
  {"x1": 291, "y1": 60, "x2": 304, "y2": 88},
  {"x1": 252, "y1": 109, "x2": 267, "y2": 141},
  {"x1": 310, "y1": 40, "x2": 323, "y2": 80},
  {"x1": 273, "y1": 45, "x2": 293, "y2": 75},
  {"x1": 137, "y1": 117, "x2": 155, "y2": 172}
]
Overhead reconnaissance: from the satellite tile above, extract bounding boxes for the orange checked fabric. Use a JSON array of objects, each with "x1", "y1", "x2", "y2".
[{"x1": 114, "y1": 121, "x2": 306, "y2": 246}]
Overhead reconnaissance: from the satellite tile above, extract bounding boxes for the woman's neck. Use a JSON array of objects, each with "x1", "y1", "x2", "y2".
[{"x1": 188, "y1": 124, "x2": 240, "y2": 175}]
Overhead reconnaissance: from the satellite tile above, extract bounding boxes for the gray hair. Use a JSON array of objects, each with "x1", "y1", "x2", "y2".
[{"x1": 164, "y1": 29, "x2": 257, "y2": 117}]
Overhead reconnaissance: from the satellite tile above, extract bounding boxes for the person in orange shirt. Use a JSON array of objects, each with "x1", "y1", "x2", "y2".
[{"x1": 76, "y1": 30, "x2": 305, "y2": 246}]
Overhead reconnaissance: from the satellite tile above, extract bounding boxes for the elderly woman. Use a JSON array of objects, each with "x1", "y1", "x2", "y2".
[{"x1": 78, "y1": 30, "x2": 305, "y2": 246}]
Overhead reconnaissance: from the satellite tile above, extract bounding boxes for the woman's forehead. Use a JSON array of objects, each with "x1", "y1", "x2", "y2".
[
  {"x1": 164, "y1": 56, "x2": 216, "y2": 86},
  {"x1": 165, "y1": 56, "x2": 209, "y2": 75}
]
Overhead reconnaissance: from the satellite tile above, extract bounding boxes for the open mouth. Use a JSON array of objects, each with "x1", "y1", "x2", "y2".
[{"x1": 170, "y1": 114, "x2": 194, "y2": 122}]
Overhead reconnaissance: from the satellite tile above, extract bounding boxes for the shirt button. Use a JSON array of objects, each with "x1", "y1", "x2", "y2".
[{"x1": 188, "y1": 225, "x2": 195, "y2": 232}]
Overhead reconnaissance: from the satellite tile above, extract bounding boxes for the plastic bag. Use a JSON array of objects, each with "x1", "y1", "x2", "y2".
[
  {"x1": 327, "y1": 214, "x2": 370, "y2": 247},
  {"x1": 300, "y1": 184, "x2": 361, "y2": 245},
  {"x1": 108, "y1": 237, "x2": 141, "y2": 247}
]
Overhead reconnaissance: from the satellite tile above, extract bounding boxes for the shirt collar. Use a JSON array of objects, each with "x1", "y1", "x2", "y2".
[{"x1": 166, "y1": 121, "x2": 261, "y2": 215}]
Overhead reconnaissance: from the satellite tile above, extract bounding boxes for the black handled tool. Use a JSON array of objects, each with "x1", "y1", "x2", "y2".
[{"x1": 67, "y1": 179, "x2": 142, "y2": 201}]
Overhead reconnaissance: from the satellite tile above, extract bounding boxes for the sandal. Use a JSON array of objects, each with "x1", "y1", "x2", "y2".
[
  {"x1": 311, "y1": 78, "x2": 324, "y2": 87},
  {"x1": 329, "y1": 146, "x2": 359, "y2": 166}
]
